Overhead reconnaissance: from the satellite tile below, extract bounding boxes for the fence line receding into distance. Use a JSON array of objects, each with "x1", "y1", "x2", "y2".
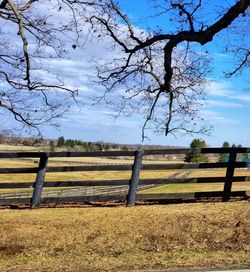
[{"x1": 0, "y1": 148, "x2": 249, "y2": 208}]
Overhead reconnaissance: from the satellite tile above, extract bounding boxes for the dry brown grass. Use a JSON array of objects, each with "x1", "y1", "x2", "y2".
[
  {"x1": 0, "y1": 201, "x2": 249, "y2": 271},
  {"x1": 0, "y1": 144, "x2": 40, "y2": 152}
]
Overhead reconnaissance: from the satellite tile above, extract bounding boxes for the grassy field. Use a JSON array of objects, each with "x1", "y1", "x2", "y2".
[
  {"x1": 0, "y1": 144, "x2": 40, "y2": 152},
  {"x1": 0, "y1": 201, "x2": 249, "y2": 271},
  {"x1": 0, "y1": 145, "x2": 249, "y2": 271}
]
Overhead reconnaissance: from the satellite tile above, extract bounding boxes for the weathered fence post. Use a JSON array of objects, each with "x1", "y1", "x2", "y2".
[
  {"x1": 31, "y1": 153, "x2": 49, "y2": 208},
  {"x1": 222, "y1": 150, "x2": 237, "y2": 202},
  {"x1": 127, "y1": 150, "x2": 143, "y2": 207}
]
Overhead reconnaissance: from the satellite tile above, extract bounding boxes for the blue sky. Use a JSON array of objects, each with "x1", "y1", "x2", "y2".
[{"x1": 5, "y1": 1, "x2": 250, "y2": 147}]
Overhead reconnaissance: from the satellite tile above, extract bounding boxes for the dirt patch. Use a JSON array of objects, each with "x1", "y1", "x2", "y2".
[{"x1": 0, "y1": 245, "x2": 24, "y2": 259}]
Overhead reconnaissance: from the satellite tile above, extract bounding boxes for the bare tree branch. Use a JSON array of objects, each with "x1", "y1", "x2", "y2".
[
  {"x1": 87, "y1": 0, "x2": 250, "y2": 139},
  {"x1": 0, "y1": 0, "x2": 97, "y2": 132},
  {"x1": 7, "y1": 0, "x2": 31, "y2": 85},
  {"x1": 226, "y1": 48, "x2": 250, "y2": 77}
]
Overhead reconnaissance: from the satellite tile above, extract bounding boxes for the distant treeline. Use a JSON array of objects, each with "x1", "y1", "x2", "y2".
[
  {"x1": 0, "y1": 129, "x2": 178, "y2": 152},
  {"x1": 0, "y1": 130, "x2": 129, "y2": 152},
  {"x1": 54, "y1": 136, "x2": 126, "y2": 152}
]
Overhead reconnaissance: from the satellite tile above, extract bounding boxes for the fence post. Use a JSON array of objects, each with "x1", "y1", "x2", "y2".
[
  {"x1": 31, "y1": 153, "x2": 49, "y2": 208},
  {"x1": 127, "y1": 151, "x2": 143, "y2": 207},
  {"x1": 222, "y1": 150, "x2": 237, "y2": 202}
]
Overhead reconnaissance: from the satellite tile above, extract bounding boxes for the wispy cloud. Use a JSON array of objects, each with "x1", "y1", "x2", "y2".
[
  {"x1": 206, "y1": 80, "x2": 250, "y2": 102},
  {"x1": 200, "y1": 110, "x2": 240, "y2": 126},
  {"x1": 204, "y1": 100, "x2": 244, "y2": 108}
]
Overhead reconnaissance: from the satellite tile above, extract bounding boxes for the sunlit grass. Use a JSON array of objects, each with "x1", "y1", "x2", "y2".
[
  {"x1": 0, "y1": 202, "x2": 249, "y2": 271},
  {"x1": 138, "y1": 182, "x2": 250, "y2": 194},
  {"x1": 0, "y1": 144, "x2": 40, "y2": 151}
]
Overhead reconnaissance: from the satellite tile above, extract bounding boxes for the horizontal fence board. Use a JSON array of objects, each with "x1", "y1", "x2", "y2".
[
  {"x1": 43, "y1": 180, "x2": 130, "y2": 187},
  {"x1": 48, "y1": 151, "x2": 135, "y2": 157},
  {"x1": 0, "y1": 182, "x2": 35, "y2": 189},
  {"x1": 46, "y1": 165, "x2": 133, "y2": 172},
  {"x1": 0, "y1": 180, "x2": 129, "y2": 189},
  {"x1": 0, "y1": 151, "x2": 135, "y2": 158},
  {"x1": 0, "y1": 148, "x2": 250, "y2": 159},
  {"x1": 201, "y1": 147, "x2": 250, "y2": 154},
  {"x1": 141, "y1": 162, "x2": 247, "y2": 170},
  {"x1": 40, "y1": 194, "x2": 127, "y2": 204},
  {"x1": 1, "y1": 162, "x2": 247, "y2": 174},
  {"x1": 137, "y1": 190, "x2": 249, "y2": 201},
  {"x1": 0, "y1": 167, "x2": 38, "y2": 174},
  {"x1": 141, "y1": 163, "x2": 225, "y2": 170},
  {"x1": 0, "y1": 197, "x2": 31, "y2": 205},
  {"x1": 0, "y1": 152, "x2": 45, "y2": 158},
  {"x1": 0, "y1": 176, "x2": 248, "y2": 189},
  {"x1": 138, "y1": 192, "x2": 196, "y2": 200},
  {"x1": 138, "y1": 176, "x2": 248, "y2": 185},
  {"x1": 0, "y1": 195, "x2": 127, "y2": 205},
  {"x1": 195, "y1": 190, "x2": 249, "y2": 197},
  {"x1": 143, "y1": 148, "x2": 250, "y2": 155}
]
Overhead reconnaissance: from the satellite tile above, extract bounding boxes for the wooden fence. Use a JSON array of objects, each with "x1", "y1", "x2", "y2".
[{"x1": 0, "y1": 148, "x2": 249, "y2": 208}]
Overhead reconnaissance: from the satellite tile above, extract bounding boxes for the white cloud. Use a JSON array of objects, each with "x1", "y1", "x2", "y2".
[
  {"x1": 204, "y1": 100, "x2": 244, "y2": 108},
  {"x1": 200, "y1": 110, "x2": 240, "y2": 126},
  {"x1": 206, "y1": 80, "x2": 250, "y2": 103},
  {"x1": 206, "y1": 80, "x2": 232, "y2": 97}
]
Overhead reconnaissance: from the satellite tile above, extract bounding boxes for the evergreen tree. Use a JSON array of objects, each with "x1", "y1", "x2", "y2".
[
  {"x1": 121, "y1": 146, "x2": 128, "y2": 151},
  {"x1": 65, "y1": 139, "x2": 75, "y2": 148},
  {"x1": 218, "y1": 141, "x2": 230, "y2": 162},
  {"x1": 57, "y1": 136, "x2": 65, "y2": 147},
  {"x1": 184, "y1": 138, "x2": 208, "y2": 163},
  {"x1": 49, "y1": 141, "x2": 56, "y2": 152},
  {"x1": 96, "y1": 143, "x2": 103, "y2": 151}
]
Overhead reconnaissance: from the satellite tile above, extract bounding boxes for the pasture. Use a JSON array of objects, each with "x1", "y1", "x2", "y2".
[{"x1": 0, "y1": 144, "x2": 249, "y2": 271}]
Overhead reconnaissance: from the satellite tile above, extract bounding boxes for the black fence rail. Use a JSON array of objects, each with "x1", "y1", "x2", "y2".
[{"x1": 0, "y1": 148, "x2": 249, "y2": 207}]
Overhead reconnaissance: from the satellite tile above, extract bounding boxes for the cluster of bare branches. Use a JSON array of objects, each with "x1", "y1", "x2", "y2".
[
  {"x1": 86, "y1": 0, "x2": 250, "y2": 139},
  {"x1": 0, "y1": 0, "x2": 249, "y2": 138},
  {"x1": 0, "y1": 0, "x2": 96, "y2": 133}
]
